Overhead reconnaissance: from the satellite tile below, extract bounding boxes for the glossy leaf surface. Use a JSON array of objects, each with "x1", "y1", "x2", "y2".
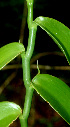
[
  {"x1": 0, "y1": 42, "x2": 25, "y2": 70},
  {"x1": 34, "y1": 16, "x2": 70, "y2": 64},
  {"x1": 0, "y1": 101, "x2": 22, "y2": 127},
  {"x1": 32, "y1": 74, "x2": 70, "y2": 124}
]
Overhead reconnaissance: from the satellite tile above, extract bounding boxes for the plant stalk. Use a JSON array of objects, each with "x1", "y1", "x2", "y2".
[
  {"x1": 20, "y1": 0, "x2": 37, "y2": 126},
  {"x1": 19, "y1": 87, "x2": 34, "y2": 127}
]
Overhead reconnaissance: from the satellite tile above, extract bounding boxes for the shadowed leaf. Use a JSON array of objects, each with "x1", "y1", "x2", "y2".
[
  {"x1": 32, "y1": 74, "x2": 70, "y2": 124},
  {"x1": 0, "y1": 42, "x2": 25, "y2": 70},
  {"x1": 34, "y1": 16, "x2": 70, "y2": 64}
]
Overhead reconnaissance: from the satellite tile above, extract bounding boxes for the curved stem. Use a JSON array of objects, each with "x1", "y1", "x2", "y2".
[
  {"x1": 20, "y1": 0, "x2": 37, "y2": 126},
  {"x1": 20, "y1": 26, "x2": 37, "y2": 127},
  {"x1": 22, "y1": 26, "x2": 37, "y2": 89},
  {"x1": 26, "y1": 24, "x2": 37, "y2": 59}
]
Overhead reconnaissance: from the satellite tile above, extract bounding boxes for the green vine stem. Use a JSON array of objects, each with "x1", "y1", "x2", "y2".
[
  {"x1": 20, "y1": 0, "x2": 37, "y2": 126},
  {"x1": 19, "y1": 86, "x2": 34, "y2": 127},
  {"x1": 26, "y1": 0, "x2": 34, "y2": 29},
  {"x1": 22, "y1": 25, "x2": 37, "y2": 89}
]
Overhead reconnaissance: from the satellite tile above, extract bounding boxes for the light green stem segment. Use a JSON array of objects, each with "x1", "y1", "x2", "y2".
[
  {"x1": 22, "y1": 26, "x2": 37, "y2": 89},
  {"x1": 19, "y1": 87, "x2": 34, "y2": 127},
  {"x1": 20, "y1": 26, "x2": 37, "y2": 127},
  {"x1": 20, "y1": 0, "x2": 37, "y2": 126},
  {"x1": 26, "y1": 0, "x2": 34, "y2": 28}
]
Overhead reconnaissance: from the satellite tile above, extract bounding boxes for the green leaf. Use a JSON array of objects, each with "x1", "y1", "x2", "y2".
[
  {"x1": 34, "y1": 16, "x2": 70, "y2": 64},
  {"x1": 32, "y1": 74, "x2": 70, "y2": 124},
  {"x1": 0, "y1": 42, "x2": 25, "y2": 70},
  {"x1": 0, "y1": 101, "x2": 22, "y2": 127}
]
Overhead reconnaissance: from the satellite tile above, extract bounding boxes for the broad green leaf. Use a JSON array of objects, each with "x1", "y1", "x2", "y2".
[
  {"x1": 0, "y1": 101, "x2": 22, "y2": 127},
  {"x1": 32, "y1": 74, "x2": 70, "y2": 124},
  {"x1": 34, "y1": 16, "x2": 70, "y2": 64},
  {"x1": 0, "y1": 42, "x2": 25, "y2": 70}
]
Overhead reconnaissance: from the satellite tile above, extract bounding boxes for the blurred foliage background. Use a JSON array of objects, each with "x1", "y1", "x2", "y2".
[{"x1": 0, "y1": 0, "x2": 70, "y2": 126}]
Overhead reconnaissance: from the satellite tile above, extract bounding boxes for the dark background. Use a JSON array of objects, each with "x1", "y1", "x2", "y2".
[{"x1": 0, "y1": 0, "x2": 70, "y2": 126}]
